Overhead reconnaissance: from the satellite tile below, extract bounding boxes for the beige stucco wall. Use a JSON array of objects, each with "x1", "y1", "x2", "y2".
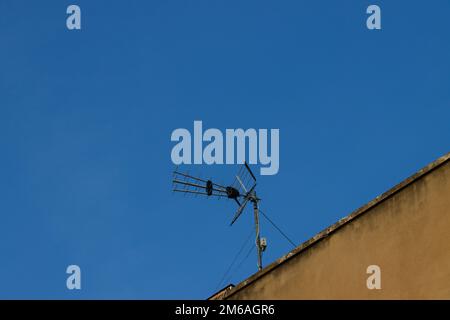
[{"x1": 225, "y1": 159, "x2": 450, "y2": 300}]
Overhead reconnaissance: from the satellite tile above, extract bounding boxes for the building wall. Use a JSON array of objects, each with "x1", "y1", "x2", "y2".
[{"x1": 224, "y1": 157, "x2": 450, "y2": 300}]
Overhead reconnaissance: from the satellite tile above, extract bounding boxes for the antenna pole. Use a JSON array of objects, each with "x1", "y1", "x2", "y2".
[
  {"x1": 173, "y1": 162, "x2": 265, "y2": 272},
  {"x1": 252, "y1": 193, "x2": 262, "y2": 271}
]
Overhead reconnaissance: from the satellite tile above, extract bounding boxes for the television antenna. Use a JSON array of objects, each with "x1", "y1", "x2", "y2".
[{"x1": 172, "y1": 162, "x2": 267, "y2": 271}]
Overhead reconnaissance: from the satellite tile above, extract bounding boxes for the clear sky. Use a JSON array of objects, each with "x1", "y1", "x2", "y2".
[{"x1": 1, "y1": 1, "x2": 449, "y2": 299}]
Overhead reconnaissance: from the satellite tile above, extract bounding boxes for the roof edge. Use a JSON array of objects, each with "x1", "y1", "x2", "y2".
[{"x1": 219, "y1": 152, "x2": 450, "y2": 300}]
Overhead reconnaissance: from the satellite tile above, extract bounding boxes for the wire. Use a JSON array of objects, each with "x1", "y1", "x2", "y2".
[
  {"x1": 215, "y1": 208, "x2": 297, "y2": 291},
  {"x1": 215, "y1": 228, "x2": 254, "y2": 291},
  {"x1": 259, "y1": 209, "x2": 297, "y2": 248},
  {"x1": 222, "y1": 244, "x2": 255, "y2": 287},
  {"x1": 236, "y1": 244, "x2": 256, "y2": 271}
]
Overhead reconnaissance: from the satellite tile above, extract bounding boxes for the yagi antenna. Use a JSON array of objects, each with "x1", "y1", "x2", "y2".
[{"x1": 172, "y1": 162, "x2": 267, "y2": 271}]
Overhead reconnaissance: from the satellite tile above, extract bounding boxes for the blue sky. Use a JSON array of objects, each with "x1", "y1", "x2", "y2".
[{"x1": 1, "y1": 1, "x2": 449, "y2": 299}]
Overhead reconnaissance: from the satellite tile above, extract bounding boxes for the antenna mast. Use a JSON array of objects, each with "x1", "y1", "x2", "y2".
[
  {"x1": 252, "y1": 191, "x2": 263, "y2": 271},
  {"x1": 172, "y1": 162, "x2": 267, "y2": 271}
]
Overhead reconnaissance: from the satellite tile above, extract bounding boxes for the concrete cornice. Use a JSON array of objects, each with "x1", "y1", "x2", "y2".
[{"x1": 216, "y1": 152, "x2": 450, "y2": 300}]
